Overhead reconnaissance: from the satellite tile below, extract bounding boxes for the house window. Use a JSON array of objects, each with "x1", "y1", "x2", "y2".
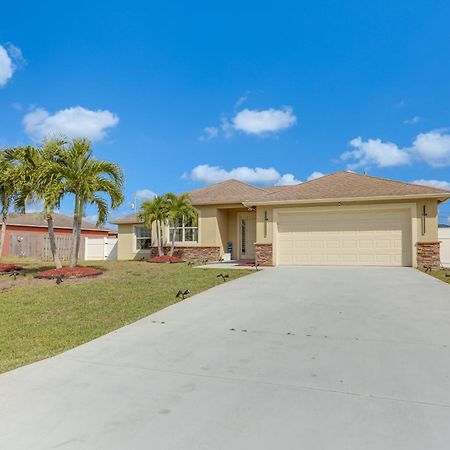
[
  {"x1": 135, "y1": 225, "x2": 151, "y2": 250},
  {"x1": 168, "y1": 215, "x2": 198, "y2": 243},
  {"x1": 241, "y1": 219, "x2": 246, "y2": 253}
]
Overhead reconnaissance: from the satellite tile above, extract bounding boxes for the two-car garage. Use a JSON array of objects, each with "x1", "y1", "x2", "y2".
[{"x1": 276, "y1": 207, "x2": 413, "y2": 267}]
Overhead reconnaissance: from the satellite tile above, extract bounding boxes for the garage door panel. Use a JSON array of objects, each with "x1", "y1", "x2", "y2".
[{"x1": 277, "y1": 209, "x2": 412, "y2": 267}]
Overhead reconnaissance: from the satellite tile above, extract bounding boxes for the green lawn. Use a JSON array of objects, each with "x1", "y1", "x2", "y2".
[
  {"x1": 0, "y1": 258, "x2": 252, "y2": 373},
  {"x1": 420, "y1": 268, "x2": 450, "y2": 284}
]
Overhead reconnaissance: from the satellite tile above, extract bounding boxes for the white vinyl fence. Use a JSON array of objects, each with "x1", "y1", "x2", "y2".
[
  {"x1": 439, "y1": 227, "x2": 450, "y2": 267},
  {"x1": 85, "y1": 237, "x2": 118, "y2": 261}
]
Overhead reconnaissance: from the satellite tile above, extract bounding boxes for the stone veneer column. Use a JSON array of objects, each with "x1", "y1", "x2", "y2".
[
  {"x1": 255, "y1": 243, "x2": 273, "y2": 266},
  {"x1": 416, "y1": 241, "x2": 441, "y2": 268}
]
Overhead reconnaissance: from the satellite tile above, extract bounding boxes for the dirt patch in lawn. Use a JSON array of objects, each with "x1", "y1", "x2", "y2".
[
  {"x1": 34, "y1": 266, "x2": 103, "y2": 279},
  {"x1": 147, "y1": 255, "x2": 185, "y2": 264}
]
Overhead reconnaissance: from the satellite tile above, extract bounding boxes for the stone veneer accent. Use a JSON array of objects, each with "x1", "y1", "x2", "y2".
[
  {"x1": 255, "y1": 243, "x2": 273, "y2": 266},
  {"x1": 416, "y1": 241, "x2": 441, "y2": 269},
  {"x1": 151, "y1": 246, "x2": 220, "y2": 262}
]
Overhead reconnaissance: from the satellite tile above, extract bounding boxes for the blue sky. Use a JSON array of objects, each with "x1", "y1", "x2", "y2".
[{"x1": 1, "y1": 0, "x2": 450, "y2": 224}]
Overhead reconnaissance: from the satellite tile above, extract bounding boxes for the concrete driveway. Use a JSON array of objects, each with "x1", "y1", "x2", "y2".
[{"x1": 1, "y1": 267, "x2": 449, "y2": 449}]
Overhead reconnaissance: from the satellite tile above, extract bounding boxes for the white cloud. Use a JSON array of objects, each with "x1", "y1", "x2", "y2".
[
  {"x1": 341, "y1": 136, "x2": 411, "y2": 169},
  {"x1": 23, "y1": 106, "x2": 119, "y2": 142},
  {"x1": 135, "y1": 189, "x2": 157, "y2": 200},
  {"x1": 412, "y1": 179, "x2": 450, "y2": 190},
  {"x1": 275, "y1": 174, "x2": 301, "y2": 186},
  {"x1": 84, "y1": 214, "x2": 99, "y2": 224},
  {"x1": 411, "y1": 130, "x2": 450, "y2": 168},
  {"x1": 0, "y1": 45, "x2": 14, "y2": 87},
  {"x1": 199, "y1": 126, "x2": 219, "y2": 141},
  {"x1": 307, "y1": 171, "x2": 325, "y2": 181},
  {"x1": 232, "y1": 107, "x2": 297, "y2": 135},
  {"x1": 403, "y1": 115, "x2": 421, "y2": 125},
  {"x1": 0, "y1": 43, "x2": 25, "y2": 87}
]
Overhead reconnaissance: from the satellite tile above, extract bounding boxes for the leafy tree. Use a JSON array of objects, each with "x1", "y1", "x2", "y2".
[
  {"x1": 5, "y1": 140, "x2": 66, "y2": 268},
  {"x1": 138, "y1": 196, "x2": 168, "y2": 256},
  {"x1": 164, "y1": 193, "x2": 197, "y2": 256},
  {"x1": 0, "y1": 150, "x2": 18, "y2": 258},
  {"x1": 56, "y1": 138, "x2": 124, "y2": 267}
]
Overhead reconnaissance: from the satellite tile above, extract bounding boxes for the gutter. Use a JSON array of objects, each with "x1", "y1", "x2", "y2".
[{"x1": 242, "y1": 192, "x2": 450, "y2": 207}]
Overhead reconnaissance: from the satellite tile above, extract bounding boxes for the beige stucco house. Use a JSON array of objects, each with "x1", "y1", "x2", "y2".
[{"x1": 111, "y1": 171, "x2": 450, "y2": 267}]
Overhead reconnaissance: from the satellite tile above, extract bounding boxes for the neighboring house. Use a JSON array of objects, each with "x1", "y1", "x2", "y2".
[
  {"x1": 439, "y1": 224, "x2": 450, "y2": 267},
  {"x1": 111, "y1": 171, "x2": 450, "y2": 268},
  {"x1": 1, "y1": 212, "x2": 115, "y2": 259}
]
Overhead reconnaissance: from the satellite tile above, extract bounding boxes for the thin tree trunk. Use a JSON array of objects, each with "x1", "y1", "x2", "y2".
[
  {"x1": 170, "y1": 226, "x2": 177, "y2": 256},
  {"x1": 0, "y1": 214, "x2": 7, "y2": 259},
  {"x1": 73, "y1": 203, "x2": 83, "y2": 267},
  {"x1": 156, "y1": 220, "x2": 164, "y2": 256},
  {"x1": 47, "y1": 214, "x2": 62, "y2": 269},
  {"x1": 69, "y1": 195, "x2": 80, "y2": 268}
]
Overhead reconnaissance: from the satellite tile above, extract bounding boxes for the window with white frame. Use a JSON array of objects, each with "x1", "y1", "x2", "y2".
[
  {"x1": 135, "y1": 225, "x2": 151, "y2": 250},
  {"x1": 168, "y1": 215, "x2": 198, "y2": 243}
]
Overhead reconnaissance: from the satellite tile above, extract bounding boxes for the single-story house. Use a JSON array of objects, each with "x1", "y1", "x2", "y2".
[
  {"x1": 1, "y1": 212, "x2": 115, "y2": 258},
  {"x1": 111, "y1": 171, "x2": 450, "y2": 268}
]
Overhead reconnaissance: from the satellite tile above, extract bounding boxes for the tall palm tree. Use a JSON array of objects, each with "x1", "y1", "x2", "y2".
[
  {"x1": 57, "y1": 138, "x2": 124, "y2": 268},
  {"x1": 0, "y1": 150, "x2": 17, "y2": 259},
  {"x1": 6, "y1": 140, "x2": 66, "y2": 268},
  {"x1": 138, "y1": 196, "x2": 168, "y2": 256},
  {"x1": 164, "y1": 193, "x2": 197, "y2": 256}
]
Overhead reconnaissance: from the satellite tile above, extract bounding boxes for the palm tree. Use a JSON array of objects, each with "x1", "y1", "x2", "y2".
[
  {"x1": 138, "y1": 196, "x2": 168, "y2": 256},
  {"x1": 0, "y1": 150, "x2": 17, "y2": 258},
  {"x1": 57, "y1": 138, "x2": 124, "y2": 268},
  {"x1": 164, "y1": 193, "x2": 197, "y2": 256},
  {"x1": 6, "y1": 140, "x2": 66, "y2": 268}
]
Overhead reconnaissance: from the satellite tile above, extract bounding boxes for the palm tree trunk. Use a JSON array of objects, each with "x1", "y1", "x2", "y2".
[
  {"x1": 69, "y1": 195, "x2": 80, "y2": 268},
  {"x1": 170, "y1": 226, "x2": 177, "y2": 256},
  {"x1": 47, "y1": 214, "x2": 62, "y2": 269},
  {"x1": 157, "y1": 221, "x2": 163, "y2": 256},
  {"x1": 0, "y1": 213, "x2": 7, "y2": 259}
]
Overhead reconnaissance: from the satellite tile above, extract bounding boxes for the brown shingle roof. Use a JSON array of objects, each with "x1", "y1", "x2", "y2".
[
  {"x1": 255, "y1": 171, "x2": 450, "y2": 203},
  {"x1": 187, "y1": 179, "x2": 270, "y2": 205},
  {"x1": 111, "y1": 172, "x2": 450, "y2": 223},
  {"x1": 7, "y1": 212, "x2": 113, "y2": 231},
  {"x1": 187, "y1": 171, "x2": 450, "y2": 205}
]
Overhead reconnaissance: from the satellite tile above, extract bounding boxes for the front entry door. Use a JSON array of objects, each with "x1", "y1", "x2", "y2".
[{"x1": 238, "y1": 213, "x2": 256, "y2": 260}]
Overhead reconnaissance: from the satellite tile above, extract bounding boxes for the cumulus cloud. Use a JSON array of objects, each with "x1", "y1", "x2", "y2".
[
  {"x1": 23, "y1": 106, "x2": 119, "y2": 142},
  {"x1": 0, "y1": 43, "x2": 25, "y2": 87},
  {"x1": 200, "y1": 105, "x2": 297, "y2": 140},
  {"x1": 135, "y1": 189, "x2": 157, "y2": 200},
  {"x1": 411, "y1": 130, "x2": 450, "y2": 168},
  {"x1": 183, "y1": 164, "x2": 322, "y2": 186},
  {"x1": 341, "y1": 130, "x2": 450, "y2": 170},
  {"x1": 341, "y1": 137, "x2": 411, "y2": 169},
  {"x1": 412, "y1": 179, "x2": 450, "y2": 190},
  {"x1": 307, "y1": 171, "x2": 325, "y2": 181},
  {"x1": 275, "y1": 174, "x2": 301, "y2": 186},
  {"x1": 84, "y1": 214, "x2": 99, "y2": 224},
  {"x1": 0, "y1": 45, "x2": 14, "y2": 87},
  {"x1": 403, "y1": 116, "x2": 421, "y2": 125},
  {"x1": 232, "y1": 107, "x2": 297, "y2": 135}
]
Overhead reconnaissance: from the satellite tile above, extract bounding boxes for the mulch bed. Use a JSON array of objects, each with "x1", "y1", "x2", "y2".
[
  {"x1": 147, "y1": 255, "x2": 185, "y2": 264},
  {"x1": 0, "y1": 264, "x2": 24, "y2": 272},
  {"x1": 34, "y1": 266, "x2": 103, "y2": 279}
]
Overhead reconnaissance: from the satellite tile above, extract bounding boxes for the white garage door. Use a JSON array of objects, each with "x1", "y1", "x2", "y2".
[{"x1": 277, "y1": 209, "x2": 412, "y2": 266}]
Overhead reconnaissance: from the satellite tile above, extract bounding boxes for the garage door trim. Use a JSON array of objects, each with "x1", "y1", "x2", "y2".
[{"x1": 273, "y1": 203, "x2": 417, "y2": 267}]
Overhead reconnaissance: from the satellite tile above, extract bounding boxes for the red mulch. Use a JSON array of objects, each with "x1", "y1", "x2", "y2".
[
  {"x1": 34, "y1": 266, "x2": 103, "y2": 279},
  {"x1": 0, "y1": 263, "x2": 23, "y2": 272},
  {"x1": 147, "y1": 255, "x2": 185, "y2": 264}
]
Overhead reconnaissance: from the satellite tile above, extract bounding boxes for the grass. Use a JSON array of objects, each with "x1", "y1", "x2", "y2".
[
  {"x1": 420, "y1": 268, "x2": 450, "y2": 284},
  {"x1": 0, "y1": 258, "x2": 252, "y2": 373}
]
